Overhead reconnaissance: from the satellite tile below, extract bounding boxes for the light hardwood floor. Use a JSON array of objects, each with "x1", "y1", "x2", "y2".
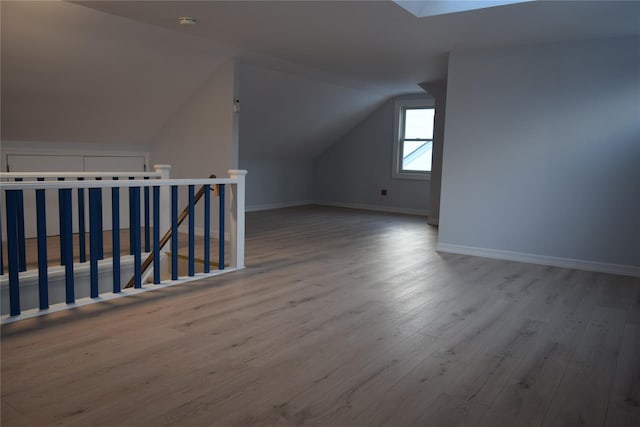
[{"x1": 1, "y1": 206, "x2": 639, "y2": 426}]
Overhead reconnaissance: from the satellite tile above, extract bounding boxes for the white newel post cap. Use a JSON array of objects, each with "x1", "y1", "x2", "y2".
[
  {"x1": 153, "y1": 165, "x2": 171, "y2": 176},
  {"x1": 228, "y1": 169, "x2": 248, "y2": 177}
]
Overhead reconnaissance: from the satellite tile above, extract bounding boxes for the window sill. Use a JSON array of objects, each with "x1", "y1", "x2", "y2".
[{"x1": 393, "y1": 171, "x2": 431, "y2": 181}]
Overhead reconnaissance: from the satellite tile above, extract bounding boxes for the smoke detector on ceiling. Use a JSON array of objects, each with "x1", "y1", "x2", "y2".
[{"x1": 178, "y1": 17, "x2": 197, "y2": 26}]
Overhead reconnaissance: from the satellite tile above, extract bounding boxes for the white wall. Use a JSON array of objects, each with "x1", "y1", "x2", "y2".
[
  {"x1": 1, "y1": 0, "x2": 232, "y2": 147},
  {"x1": 0, "y1": 141, "x2": 150, "y2": 161},
  {"x1": 149, "y1": 60, "x2": 238, "y2": 178},
  {"x1": 419, "y1": 82, "x2": 447, "y2": 225},
  {"x1": 236, "y1": 62, "x2": 386, "y2": 209},
  {"x1": 239, "y1": 158, "x2": 313, "y2": 211},
  {"x1": 438, "y1": 36, "x2": 640, "y2": 276},
  {"x1": 148, "y1": 60, "x2": 239, "y2": 235},
  {"x1": 313, "y1": 95, "x2": 432, "y2": 216}
]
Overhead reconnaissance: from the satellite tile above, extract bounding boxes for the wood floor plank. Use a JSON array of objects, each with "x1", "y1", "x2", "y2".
[
  {"x1": 446, "y1": 273, "x2": 614, "y2": 426},
  {"x1": 415, "y1": 393, "x2": 490, "y2": 427},
  {"x1": 541, "y1": 306, "x2": 627, "y2": 426},
  {"x1": 604, "y1": 324, "x2": 640, "y2": 427},
  {"x1": 626, "y1": 281, "x2": 640, "y2": 326},
  {"x1": 1, "y1": 206, "x2": 639, "y2": 427}
]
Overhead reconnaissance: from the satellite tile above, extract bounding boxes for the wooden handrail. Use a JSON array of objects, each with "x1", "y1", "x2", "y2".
[{"x1": 124, "y1": 175, "x2": 217, "y2": 289}]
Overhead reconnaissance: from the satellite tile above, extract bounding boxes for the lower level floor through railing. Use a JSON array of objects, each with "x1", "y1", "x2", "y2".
[{"x1": 0, "y1": 229, "x2": 231, "y2": 315}]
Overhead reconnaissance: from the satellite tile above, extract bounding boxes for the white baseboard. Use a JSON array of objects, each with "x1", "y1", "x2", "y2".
[
  {"x1": 435, "y1": 243, "x2": 640, "y2": 278},
  {"x1": 245, "y1": 199, "x2": 428, "y2": 217},
  {"x1": 313, "y1": 200, "x2": 428, "y2": 217},
  {"x1": 246, "y1": 200, "x2": 313, "y2": 212}
]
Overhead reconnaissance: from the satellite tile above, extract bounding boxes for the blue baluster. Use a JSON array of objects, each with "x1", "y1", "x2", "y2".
[
  {"x1": 95, "y1": 178, "x2": 104, "y2": 260},
  {"x1": 15, "y1": 179, "x2": 26, "y2": 272},
  {"x1": 188, "y1": 185, "x2": 195, "y2": 277},
  {"x1": 61, "y1": 188, "x2": 74, "y2": 304},
  {"x1": 219, "y1": 184, "x2": 225, "y2": 270},
  {"x1": 204, "y1": 184, "x2": 211, "y2": 274},
  {"x1": 131, "y1": 186, "x2": 141, "y2": 288},
  {"x1": 58, "y1": 177, "x2": 66, "y2": 266},
  {"x1": 36, "y1": 181, "x2": 49, "y2": 310},
  {"x1": 89, "y1": 188, "x2": 101, "y2": 298},
  {"x1": 77, "y1": 178, "x2": 86, "y2": 263},
  {"x1": 129, "y1": 177, "x2": 135, "y2": 255},
  {"x1": 112, "y1": 181, "x2": 121, "y2": 293},
  {"x1": 0, "y1": 208, "x2": 4, "y2": 276},
  {"x1": 153, "y1": 186, "x2": 160, "y2": 284},
  {"x1": 171, "y1": 186, "x2": 178, "y2": 280},
  {"x1": 144, "y1": 178, "x2": 150, "y2": 253},
  {"x1": 6, "y1": 190, "x2": 21, "y2": 316}
]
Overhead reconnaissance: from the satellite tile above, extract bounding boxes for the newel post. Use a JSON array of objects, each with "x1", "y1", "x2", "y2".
[
  {"x1": 228, "y1": 169, "x2": 247, "y2": 269},
  {"x1": 154, "y1": 164, "x2": 171, "y2": 274}
]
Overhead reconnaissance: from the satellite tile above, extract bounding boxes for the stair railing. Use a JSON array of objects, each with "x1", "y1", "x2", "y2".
[
  {"x1": 0, "y1": 168, "x2": 247, "y2": 322},
  {"x1": 124, "y1": 175, "x2": 218, "y2": 289}
]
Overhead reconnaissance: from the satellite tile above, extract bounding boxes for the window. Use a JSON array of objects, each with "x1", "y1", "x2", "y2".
[{"x1": 393, "y1": 99, "x2": 435, "y2": 180}]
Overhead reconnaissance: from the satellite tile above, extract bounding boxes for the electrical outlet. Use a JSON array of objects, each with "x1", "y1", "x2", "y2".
[{"x1": 380, "y1": 189, "x2": 387, "y2": 196}]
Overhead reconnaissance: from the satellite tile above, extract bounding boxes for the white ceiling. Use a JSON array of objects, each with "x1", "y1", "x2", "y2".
[
  {"x1": 2, "y1": 0, "x2": 639, "y2": 157},
  {"x1": 78, "y1": 0, "x2": 640, "y2": 94}
]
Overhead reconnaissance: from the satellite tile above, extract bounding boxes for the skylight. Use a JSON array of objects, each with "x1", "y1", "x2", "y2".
[{"x1": 392, "y1": 1, "x2": 535, "y2": 18}]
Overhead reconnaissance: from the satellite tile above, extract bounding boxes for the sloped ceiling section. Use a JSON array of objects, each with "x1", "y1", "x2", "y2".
[
  {"x1": 1, "y1": 1, "x2": 236, "y2": 145},
  {"x1": 238, "y1": 63, "x2": 389, "y2": 159},
  {"x1": 78, "y1": 0, "x2": 445, "y2": 94},
  {"x1": 77, "y1": 0, "x2": 640, "y2": 94},
  {"x1": 4, "y1": 0, "x2": 640, "y2": 160}
]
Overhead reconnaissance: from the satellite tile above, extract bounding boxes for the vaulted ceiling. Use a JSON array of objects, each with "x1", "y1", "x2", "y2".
[
  {"x1": 1, "y1": 1, "x2": 237, "y2": 145},
  {"x1": 78, "y1": 0, "x2": 640, "y2": 94},
  {"x1": 2, "y1": 1, "x2": 639, "y2": 157}
]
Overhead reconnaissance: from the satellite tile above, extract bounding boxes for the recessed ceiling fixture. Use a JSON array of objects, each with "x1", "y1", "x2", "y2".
[{"x1": 178, "y1": 16, "x2": 197, "y2": 26}]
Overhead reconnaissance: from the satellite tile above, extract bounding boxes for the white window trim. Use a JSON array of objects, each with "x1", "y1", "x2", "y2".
[{"x1": 392, "y1": 99, "x2": 435, "y2": 181}]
